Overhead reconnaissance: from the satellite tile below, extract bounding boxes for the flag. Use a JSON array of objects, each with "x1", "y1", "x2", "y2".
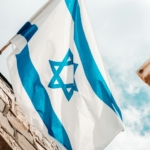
[{"x1": 7, "y1": 0, "x2": 124, "y2": 149}]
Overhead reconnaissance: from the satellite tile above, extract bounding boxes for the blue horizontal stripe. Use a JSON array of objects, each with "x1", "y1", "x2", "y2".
[
  {"x1": 65, "y1": 0, "x2": 122, "y2": 120},
  {"x1": 16, "y1": 23, "x2": 72, "y2": 150}
]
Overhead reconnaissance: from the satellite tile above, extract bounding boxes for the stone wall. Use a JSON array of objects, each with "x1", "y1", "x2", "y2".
[{"x1": 0, "y1": 75, "x2": 59, "y2": 150}]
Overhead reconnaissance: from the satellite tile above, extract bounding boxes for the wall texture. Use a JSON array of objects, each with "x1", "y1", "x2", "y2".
[{"x1": 0, "y1": 74, "x2": 59, "y2": 150}]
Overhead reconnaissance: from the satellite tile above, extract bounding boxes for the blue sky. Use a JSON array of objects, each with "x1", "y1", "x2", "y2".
[{"x1": 0, "y1": 0, "x2": 150, "y2": 149}]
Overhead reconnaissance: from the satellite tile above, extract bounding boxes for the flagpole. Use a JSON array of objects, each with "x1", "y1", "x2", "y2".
[
  {"x1": 0, "y1": 0, "x2": 52, "y2": 56},
  {"x1": 0, "y1": 42, "x2": 11, "y2": 55}
]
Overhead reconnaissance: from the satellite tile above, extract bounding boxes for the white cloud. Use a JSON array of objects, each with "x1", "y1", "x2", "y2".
[
  {"x1": 105, "y1": 105, "x2": 150, "y2": 150},
  {"x1": 124, "y1": 106, "x2": 150, "y2": 133},
  {"x1": 105, "y1": 129, "x2": 150, "y2": 150}
]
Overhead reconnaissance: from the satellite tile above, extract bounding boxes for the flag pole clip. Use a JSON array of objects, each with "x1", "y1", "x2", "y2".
[{"x1": 0, "y1": 42, "x2": 11, "y2": 55}]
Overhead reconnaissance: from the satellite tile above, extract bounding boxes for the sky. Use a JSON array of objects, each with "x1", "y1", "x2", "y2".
[{"x1": 0, "y1": 0, "x2": 150, "y2": 149}]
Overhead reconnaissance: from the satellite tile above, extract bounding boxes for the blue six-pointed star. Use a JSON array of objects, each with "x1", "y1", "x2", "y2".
[{"x1": 48, "y1": 49, "x2": 78, "y2": 101}]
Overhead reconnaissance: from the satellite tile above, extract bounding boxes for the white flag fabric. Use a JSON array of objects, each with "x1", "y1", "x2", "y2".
[{"x1": 7, "y1": 0, "x2": 124, "y2": 149}]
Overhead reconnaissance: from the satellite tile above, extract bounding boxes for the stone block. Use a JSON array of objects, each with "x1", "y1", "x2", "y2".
[
  {"x1": 0, "y1": 78, "x2": 15, "y2": 102},
  {"x1": 7, "y1": 112, "x2": 28, "y2": 133},
  {"x1": 17, "y1": 133, "x2": 36, "y2": 150},
  {"x1": 10, "y1": 103, "x2": 29, "y2": 130},
  {"x1": 0, "y1": 127, "x2": 21, "y2": 150},
  {"x1": 0, "y1": 88, "x2": 9, "y2": 105},
  {"x1": 35, "y1": 141, "x2": 45, "y2": 150},
  {"x1": 30, "y1": 126, "x2": 43, "y2": 142},
  {"x1": 43, "y1": 138, "x2": 58, "y2": 150},
  {"x1": 0, "y1": 98, "x2": 5, "y2": 112},
  {"x1": 0, "y1": 112, "x2": 14, "y2": 137},
  {"x1": 19, "y1": 129, "x2": 33, "y2": 145}
]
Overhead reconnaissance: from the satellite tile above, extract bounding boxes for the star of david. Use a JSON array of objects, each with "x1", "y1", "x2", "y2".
[{"x1": 48, "y1": 49, "x2": 78, "y2": 101}]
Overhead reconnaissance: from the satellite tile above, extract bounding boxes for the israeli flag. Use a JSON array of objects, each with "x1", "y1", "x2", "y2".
[{"x1": 8, "y1": 0, "x2": 124, "y2": 149}]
